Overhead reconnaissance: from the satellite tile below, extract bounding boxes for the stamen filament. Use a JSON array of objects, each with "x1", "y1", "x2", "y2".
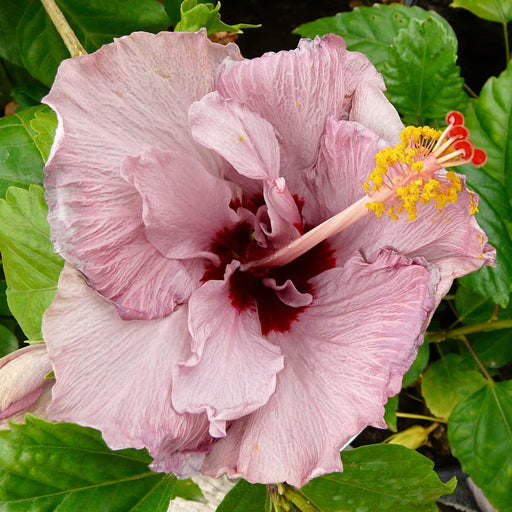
[
  {"x1": 241, "y1": 196, "x2": 371, "y2": 271},
  {"x1": 431, "y1": 136, "x2": 459, "y2": 158},
  {"x1": 436, "y1": 149, "x2": 465, "y2": 165}
]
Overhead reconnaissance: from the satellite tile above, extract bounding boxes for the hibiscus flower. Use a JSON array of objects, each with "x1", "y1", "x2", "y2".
[{"x1": 41, "y1": 30, "x2": 494, "y2": 487}]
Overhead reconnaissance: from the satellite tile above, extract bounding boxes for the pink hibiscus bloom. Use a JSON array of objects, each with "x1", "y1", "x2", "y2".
[{"x1": 41, "y1": 30, "x2": 494, "y2": 487}]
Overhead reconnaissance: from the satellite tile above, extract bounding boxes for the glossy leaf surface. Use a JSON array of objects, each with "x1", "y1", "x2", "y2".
[
  {"x1": 297, "y1": 445, "x2": 455, "y2": 512},
  {"x1": 0, "y1": 415, "x2": 203, "y2": 512},
  {"x1": 421, "y1": 354, "x2": 487, "y2": 418},
  {"x1": 451, "y1": 0, "x2": 512, "y2": 23},
  {"x1": 459, "y1": 164, "x2": 512, "y2": 306},
  {"x1": 449, "y1": 380, "x2": 512, "y2": 512},
  {"x1": 216, "y1": 479, "x2": 271, "y2": 512}
]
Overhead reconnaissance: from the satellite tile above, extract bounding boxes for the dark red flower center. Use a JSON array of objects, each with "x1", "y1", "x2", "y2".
[{"x1": 203, "y1": 198, "x2": 336, "y2": 335}]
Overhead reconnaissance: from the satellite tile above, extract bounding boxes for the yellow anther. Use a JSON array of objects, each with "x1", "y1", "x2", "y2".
[
  {"x1": 365, "y1": 124, "x2": 465, "y2": 222},
  {"x1": 469, "y1": 191, "x2": 479, "y2": 215},
  {"x1": 366, "y1": 201, "x2": 386, "y2": 217},
  {"x1": 239, "y1": 136, "x2": 244, "y2": 141},
  {"x1": 411, "y1": 162, "x2": 423, "y2": 173}
]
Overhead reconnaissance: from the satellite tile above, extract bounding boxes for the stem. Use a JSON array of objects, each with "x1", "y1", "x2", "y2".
[
  {"x1": 503, "y1": 21, "x2": 510, "y2": 65},
  {"x1": 281, "y1": 484, "x2": 319, "y2": 512},
  {"x1": 426, "y1": 318, "x2": 512, "y2": 343},
  {"x1": 463, "y1": 83, "x2": 478, "y2": 99},
  {"x1": 40, "y1": 0, "x2": 86, "y2": 58},
  {"x1": 460, "y1": 335, "x2": 494, "y2": 384},
  {"x1": 396, "y1": 412, "x2": 447, "y2": 424}
]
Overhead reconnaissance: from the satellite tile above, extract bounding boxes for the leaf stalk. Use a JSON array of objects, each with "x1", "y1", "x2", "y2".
[
  {"x1": 40, "y1": 0, "x2": 86, "y2": 58},
  {"x1": 426, "y1": 318, "x2": 512, "y2": 343}
]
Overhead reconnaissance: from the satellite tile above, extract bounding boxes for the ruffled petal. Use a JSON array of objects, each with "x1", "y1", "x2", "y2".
[
  {"x1": 121, "y1": 147, "x2": 239, "y2": 263},
  {"x1": 190, "y1": 92, "x2": 302, "y2": 244},
  {"x1": 173, "y1": 263, "x2": 284, "y2": 437},
  {"x1": 43, "y1": 264, "x2": 211, "y2": 477},
  {"x1": 216, "y1": 34, "x2": 384, "y2": 197},
  {"x1": 305, "y1": 118, "x2": 495, "y2": 302},
  {"x1": 190, "y1": 92, "x2": 281, "y2": 181},
  {"x1": 349, "y1": 81, "x2": 404, "y2": 144},
  {"x1": 203, "y1": 248, "x2": 437, "y2": 487},
  {"x1": 262, "y1": 277, "x2": 312, "y2": 308},
  {"x1": 0, "y1": 344, "x2": 52, "y2": 420},
  {"x1": 303, "y1": 118, "x2": 387, "y2": 226},
  {"x1": 44, "y1": 31, "x2": 240, "y2": 319}
]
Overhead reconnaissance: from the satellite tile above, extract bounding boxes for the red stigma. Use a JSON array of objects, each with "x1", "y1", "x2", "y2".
[
  {"x1": 472, "y1": 148, "x2": 487, "y2": 167},
  {"x1": 446, "y1": 111, "x2": 465, "y2": 126},
  {"x1": 454, "y1": 140, "x2": 474, "y2": 160},
  {"x1": 448, "y1": 125, "x2": 468, "y2": 139}
]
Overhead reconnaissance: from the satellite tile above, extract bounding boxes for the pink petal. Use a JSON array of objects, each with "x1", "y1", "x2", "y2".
[
  {"x1": 305, "y1": 118, "x2": 495, "y2": 303},
  {"x1": 261, "y1": 277, "x2": 312, "y2": 308},
  {"x1": 121, "y1": 147, "x2": 239, "y2": 263},
  {"x1": 303, "y1": 117, "x2": 387, "y2": 226},
  {"x1": 173, "y1": 263, "x2": 284, "y2": 437},
  {"x1": 0, "y1": 380, "x2": 54, "y2": 430},
  {"x1": 190, "y1": 92, "x2": 281, "y2": 181},
  {"x1": 349, "y1": 81, "x2": 404, "y2": 144},
  {"x1": 44, "y1": 31, "x2": 241, "y2": 320},
  {"x1": 0, "y1": 344, "x2": 52, "y2": 420},
  {"x1": 42, "y1": 264, "x2": 212, "y2": 477},
  {"x1": 216, "y1": 34, "x2": 384, "y2": 197},
  {"x1": 190, "y1": 92, "x2": 302, "y2": 244},
  {"x1": 203, "y1": 248, "x2": 437, "y2": 487}
]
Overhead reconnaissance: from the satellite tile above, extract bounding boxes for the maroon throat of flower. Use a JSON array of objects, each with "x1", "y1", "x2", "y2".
[{"x1": 206, "y1": 111, "x2": 486, "y2": 335}]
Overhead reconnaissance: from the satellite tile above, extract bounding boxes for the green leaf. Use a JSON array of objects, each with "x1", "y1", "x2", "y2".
[
  {"x1": 461, "y1": 60, "x2": 512, "y2": 190},
  {"x1": 455, "y1": 284, "x2": 503, "y2": 323},
  {"x1": 216, "y1": 479, "x2": 271, "y2": 512},
  {"x1": 0, "y1": 324, "x2": 18, "y2": 357},
  {"x1": 0, "y1": 0, "x2": 29, "y2": 66},
  {"x1": 175, "y1": 1, "x2": 260, "y2": 35},
  {"x1": 293, "y1": 5, "x2": 449, "y2": 73},
  {"x1": 421, "y1": 354, "x2": 487, "y2": 418},
  {"x1": 384, "y1": 394, "x2": 399, "y2": 432},
  {"x1": 0, "y1": 415, "x2": 203, "y2": 512},
  {"x1": 30, "y1": 109, "x2": 57, "y2": 163},
  {"x1": 296, "y1": 445, "x2": 455, "y2": 512},
  {"x1": 381, "y1": 16, "x2": 467, "y2": 125},
  {"x1": 0, "y1": 185, "x2": 64, "y2": 340},
  {"x1": 469, "y1": 329, "x2": 512, "y2": 369},
  {"x1": 458, "y1": 164, "x2": 512, "y2": 306},
  {"x1": 10, "y1": 83, "x2": 49, "y2": 110},
  {"x1": 17, "y1": 0, "x2": 171, "y2": 87},
  {"x1": 455, "y1": 285, "x2": 512, "y2": 369},
  {"x1": 457, "y1": 61, "x2": 512, "y2": 302},
  {"x1": 0, "y1": 105, "x2": 51, "y2": 197},
  {"x1": 0, "y1": 281, "x2": 10, "y2": 316},
  {"x1": 451, "y1": 0, "x2": 512, "y2": 23},
  {"x1": 402, "y1": 339, "x2": 430, "y2": 387},
  {"x1": 0, "y1": 60, "x2": 45, "y2": 104},
  {"x1": 449, "y1": 380, "x2": 512, "y2": 512}
]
